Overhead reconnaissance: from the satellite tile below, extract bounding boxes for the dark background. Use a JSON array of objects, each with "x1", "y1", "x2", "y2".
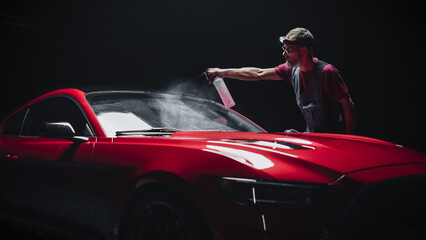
[{"x1": 1, "y1": 0, "x2": 424, "y2": 152}]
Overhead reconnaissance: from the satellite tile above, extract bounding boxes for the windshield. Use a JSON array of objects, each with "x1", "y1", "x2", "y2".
[{"x1": 86, "y1": 91, "x2": 265, "y2": 137}]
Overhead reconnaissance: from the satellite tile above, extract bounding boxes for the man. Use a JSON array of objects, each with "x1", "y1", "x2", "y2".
[{"x1": 206, "y1": 27, "x2": 355, "y2": 134}]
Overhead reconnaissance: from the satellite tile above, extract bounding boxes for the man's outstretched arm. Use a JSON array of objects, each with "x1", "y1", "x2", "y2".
[{"x1": 206, "y1": 67, "x2": 282, "y2": 83}]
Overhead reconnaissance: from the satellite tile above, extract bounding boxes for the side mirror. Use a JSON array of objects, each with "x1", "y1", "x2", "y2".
[{"x1": 39, "y1": 122, "x2": 89, "y2": 143}]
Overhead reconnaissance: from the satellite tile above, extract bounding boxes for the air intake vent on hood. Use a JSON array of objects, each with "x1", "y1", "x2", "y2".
[{"x1": 233, "y1": 139, "x2": 310, "y2": 150}]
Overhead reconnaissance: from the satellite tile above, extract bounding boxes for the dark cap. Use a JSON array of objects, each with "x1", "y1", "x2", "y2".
[{"x1": 279, "y1": 36, "x2": 314, "y2": 47}]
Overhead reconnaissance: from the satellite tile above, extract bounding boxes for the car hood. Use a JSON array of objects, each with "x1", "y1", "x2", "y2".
[
  {"x1": 115, "y1": 131, "x2": 426, "y2": 183},
  {"x1": 169, "y1": 131, "x2": 426, "y2": 182}
]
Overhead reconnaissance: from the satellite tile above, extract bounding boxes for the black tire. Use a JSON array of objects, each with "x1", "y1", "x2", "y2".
[{"x1": 121, "y1": 189, "x2": 212, "y2": 240}]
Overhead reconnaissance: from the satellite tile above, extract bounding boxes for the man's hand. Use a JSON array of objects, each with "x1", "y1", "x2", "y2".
[{"x1": 205, "y1": 68, "x2": 226, "y2": 84}]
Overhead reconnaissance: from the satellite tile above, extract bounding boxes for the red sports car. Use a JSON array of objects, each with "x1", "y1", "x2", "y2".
[{"x1": 0, "y1": 88, "x2": 425, "y2": 240}]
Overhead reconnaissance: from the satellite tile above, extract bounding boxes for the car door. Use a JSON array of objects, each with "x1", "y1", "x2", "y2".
[{"x1": 0, "y1": 96, "x2": 99, "y2": 235}]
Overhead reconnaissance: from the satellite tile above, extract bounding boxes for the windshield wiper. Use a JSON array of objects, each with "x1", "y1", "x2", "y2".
[{"x1": 115, "y1": 128, "x2": 181, "y2": 137}]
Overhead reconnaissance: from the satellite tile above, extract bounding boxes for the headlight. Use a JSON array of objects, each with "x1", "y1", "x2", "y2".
[{"x1": 212, "y1": 177, "x2": 326, "y2": 208}]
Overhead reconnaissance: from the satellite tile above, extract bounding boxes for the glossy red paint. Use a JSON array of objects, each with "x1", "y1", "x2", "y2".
[{"x1": 1, "y1": 88, "x2": 425, "y2": 240}]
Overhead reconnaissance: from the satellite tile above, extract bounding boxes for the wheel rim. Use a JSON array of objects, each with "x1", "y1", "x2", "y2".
[{"x1": 135, "y1": 201, "x2": 189, "y2": 240}]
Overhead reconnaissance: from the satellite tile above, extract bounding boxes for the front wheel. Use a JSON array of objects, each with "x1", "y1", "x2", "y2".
[{"x1": 121, "y1": 190, "x2": 212, "y2": 240}]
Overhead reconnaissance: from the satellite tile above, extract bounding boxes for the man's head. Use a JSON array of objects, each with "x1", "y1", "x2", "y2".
[{"x1": 280, "y1": 28, "x2": 315, "y2": 67}]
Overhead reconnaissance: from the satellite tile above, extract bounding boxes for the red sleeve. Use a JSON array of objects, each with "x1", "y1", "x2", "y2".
[
  {"x1": 322, "y1": 64, "x2": 349, "y2": 102},
  {"x1": 274, "y1": 63, "x2": 292, "y2": 85}
]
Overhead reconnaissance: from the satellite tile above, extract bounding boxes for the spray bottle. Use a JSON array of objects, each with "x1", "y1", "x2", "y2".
[{"x1": 212, "y1": 76, "x2": 235, "y2": 109}]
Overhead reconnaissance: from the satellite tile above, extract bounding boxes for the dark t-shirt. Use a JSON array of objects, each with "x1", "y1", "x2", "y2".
[{"x1": 274, "y1": 58, "x2": 349, "y2": 103}]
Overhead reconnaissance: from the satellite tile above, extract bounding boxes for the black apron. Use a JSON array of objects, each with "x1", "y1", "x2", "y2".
[{"x1": 291, "y1": 60, "x2": 341, "y2": 133}]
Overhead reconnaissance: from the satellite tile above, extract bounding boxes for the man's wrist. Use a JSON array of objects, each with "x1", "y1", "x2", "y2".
[{"x1": 221, "y1": 69, "x2": 228, "y2": 78}]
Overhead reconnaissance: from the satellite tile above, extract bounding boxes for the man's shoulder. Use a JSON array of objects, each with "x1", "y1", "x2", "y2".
[
  {"x1": 318, "y1": 60, "x2": 339, "y2": 73},
  {"x1": 275, "y1": 62, "x2": 290, "y2": 70},
  {"x1": 275, "y1": 62, "x2": 292, "y2": 75},
  {"x1": 274, "y1": 63, "x2": 292, "y2": 82}
]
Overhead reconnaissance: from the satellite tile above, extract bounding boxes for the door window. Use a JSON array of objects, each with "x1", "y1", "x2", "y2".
[
  {"x1": 1, "y1": 107, "x2": 28, "y2": 136},
  {"x1": 22, "y1": 96, "x2": 93, "y2": 137}
]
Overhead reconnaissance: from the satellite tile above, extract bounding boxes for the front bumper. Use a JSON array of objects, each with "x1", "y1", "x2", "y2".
[{"x1": 195, "y1": 173, "x2": 426, "y2": 240}]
